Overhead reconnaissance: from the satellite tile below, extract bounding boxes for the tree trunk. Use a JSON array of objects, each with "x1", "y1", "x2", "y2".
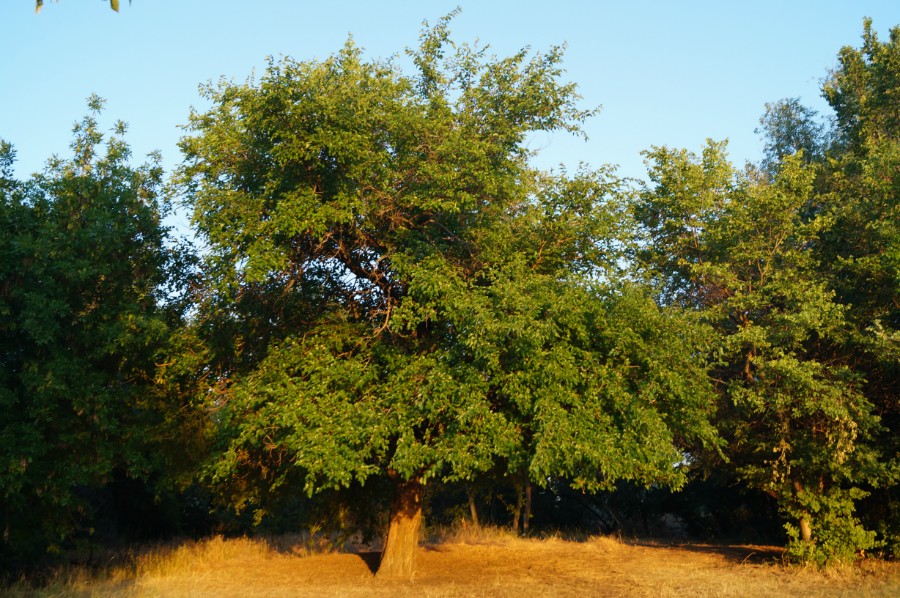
[
  {"x1": 377, "y1": 478, "x2": 424, "y2": 579},
  {"x1": 792, "y1": 478, "x2": 813, "y2": 543},
  {"x1": 799, "y1": 516, "x2": 813, "y2": 543},
  {"x1": 512, "y1": 479, "x2": 524, "y2": 534},
  {"x1": 523, "y1": 478, "x2": 532, "y2": 536},
  {"x1": 467, "y1": 486, "x2": 480, "y2": 529}
]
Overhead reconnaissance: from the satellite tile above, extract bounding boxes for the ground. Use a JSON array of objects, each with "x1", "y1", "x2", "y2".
[{"x1": 13, "y1": 532, "x2": 900, "y2": 597}]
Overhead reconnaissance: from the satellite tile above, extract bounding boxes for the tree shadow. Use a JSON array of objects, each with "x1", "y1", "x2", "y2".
[
  {"x1": 630, "y1": 540, "x2": 783, "y2": 565},
  {"x1": 355, "y1": 551, "x2": 382, "y2": 575}
]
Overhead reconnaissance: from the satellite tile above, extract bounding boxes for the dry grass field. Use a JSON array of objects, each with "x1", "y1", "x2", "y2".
[{"x1": 9, "y1": 529, "x2": 900, "y2": 597}]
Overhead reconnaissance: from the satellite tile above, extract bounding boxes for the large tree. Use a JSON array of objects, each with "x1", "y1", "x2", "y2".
[
  {"x1": 634, "y1": 20, "x2": 899, "y2": 564},
  {"x1": 177, "y1": 15, "x2": 717, "y2": 578},
  {"x1": 635, "y1": 139, "x2": 884, "y2": 564},
  {"x1": 818, "y1": 20, "x2": 900, "y2": 557},
  {"x1": 0, "y1": 96, "x2": 184, "y2": 561}
]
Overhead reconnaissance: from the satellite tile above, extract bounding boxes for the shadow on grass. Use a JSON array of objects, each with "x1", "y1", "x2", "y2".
[
  {"x1": 3, "y1": 571, "x2": 139, "y2": 597},
  {"x1": 352, "y1": 551, "x2": 380, "y2": 575},
  {"x1": 427, "y1": 525, "x2": 784, "y2": 566},
  {"x1": 629, "y1": 540, "x2": 784, "y2": 565}
]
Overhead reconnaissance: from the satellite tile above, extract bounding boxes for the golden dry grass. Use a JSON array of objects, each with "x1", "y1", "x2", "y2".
[{"x1": 8, "y1": 530, "x2": 900, "y2": 597}]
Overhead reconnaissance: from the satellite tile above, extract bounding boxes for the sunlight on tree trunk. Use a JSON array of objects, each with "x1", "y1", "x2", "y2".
[
  {"x1": 793, "y1": 479, "x2": 814, "y2": 544},
  {"x1": 799, "y1": 517, "x2": 813, "y2": 543},
  {"x1": 377, "y1": 478, "x2": 424, "y2": 579},
  {"x1": 467, "y1": 487, "x2": 480, "y2": 529}
]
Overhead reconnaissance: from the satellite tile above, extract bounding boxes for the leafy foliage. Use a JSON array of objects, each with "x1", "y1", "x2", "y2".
[
  {"x1": 756, "y1": 98, "x2": 829, "y2": 177},
  {"x1": 636, "y1": 139, "x2": 883, "y2": 564},
  {"x1": 817, "y1": 20, "x2": 900, "y2": 560},
  {"x1": 634, "y1": 22, "x2": 900, "y2": 563},
  {"x1": 176, "y1": 16, "x2": 718, "y2": 546},
  {"x1": 3, "y1": 10, "x2": 898, "y2": 574},
  {"x1": 35, "y1": 1, "x2": 124, "y2": 13},
  {"x1": 0, "y1": 98, "x2": 185, "y2": 561}
]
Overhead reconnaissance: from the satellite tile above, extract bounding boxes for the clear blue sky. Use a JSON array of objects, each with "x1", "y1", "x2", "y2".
[{"x1": 1, "y1": 1, "x2": 897, "y2": 185}]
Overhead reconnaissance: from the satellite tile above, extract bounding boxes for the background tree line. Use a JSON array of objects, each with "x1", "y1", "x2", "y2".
[{"x1": 1, "y1": 15, "x2": 897, "y2": 577}]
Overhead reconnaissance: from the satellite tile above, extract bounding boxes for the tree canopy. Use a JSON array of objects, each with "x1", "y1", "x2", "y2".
[
  {"x1": 2, "y1": 12, "x2": 898, "y2": 578},
  {"x1": 175, "y1": 14, "x2": 719, "y2": 577},
  {"x1": 634, "y1": 20, "x2": 899, "y2": 564},
  {"x1": 0, "y1": 96, "x2": 185, "y2": 560}
]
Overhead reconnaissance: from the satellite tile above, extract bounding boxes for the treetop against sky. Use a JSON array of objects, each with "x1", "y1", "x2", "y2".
[{"x1": 1, "y1": 1, "x2": 897, "y2": 184}]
